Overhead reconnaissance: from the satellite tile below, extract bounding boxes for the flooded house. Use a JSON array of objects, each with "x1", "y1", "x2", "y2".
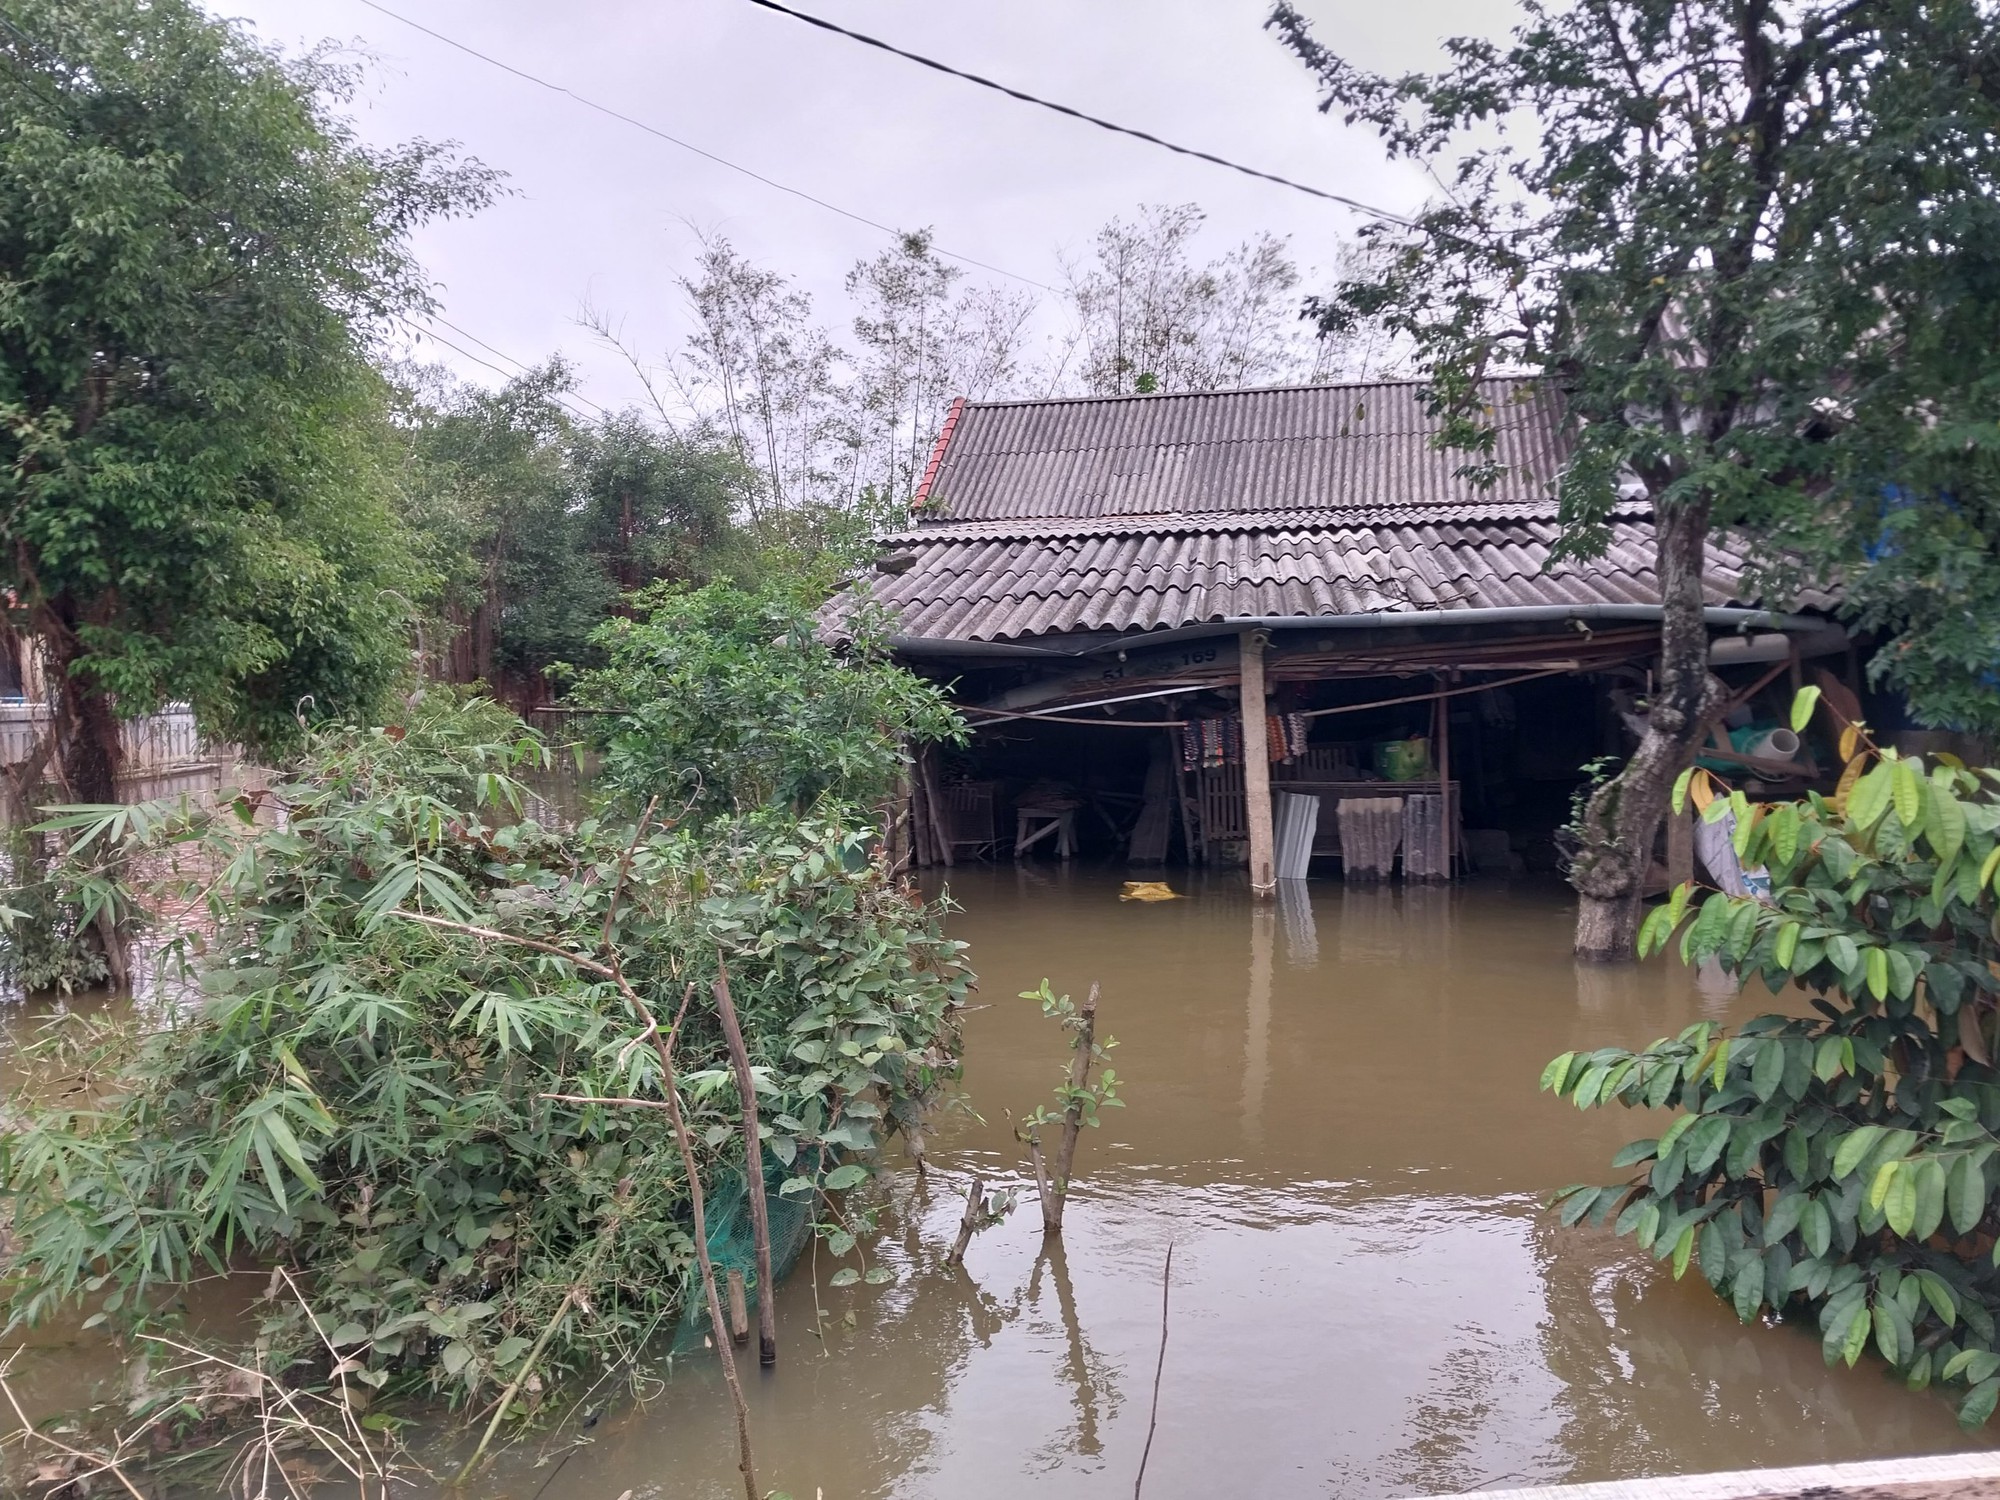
[{"x1": 829, "y1": 376, "x2": 1847, "y2": 891}]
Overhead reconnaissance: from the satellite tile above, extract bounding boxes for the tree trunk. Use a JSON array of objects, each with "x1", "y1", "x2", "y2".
[
  {"x1": 38, "y1": 609, "x2": 129, "y2": 986},
  {"x1": 41, "y1": 610, "x2": 121, "y2": 806},
  {"x1": 1570, "y1": 500, "x2": 1723, "y2": 962}
]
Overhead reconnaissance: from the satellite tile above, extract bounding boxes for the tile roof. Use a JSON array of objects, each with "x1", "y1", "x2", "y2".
[
  {"x1": 849, "y1": 510, "x2": 1809, "y2": 644},
  {"x1": 827, "y1": 378, "x2": 1830, "y2": 646},
  {"x1": 923, "y1": 377, "x2": 1566, "y2": 521}
]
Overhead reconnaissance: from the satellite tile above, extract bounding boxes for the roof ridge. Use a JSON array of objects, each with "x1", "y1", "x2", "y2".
[
  {"x1": 950, "y1": 373, "x2": 1545, "y2": 412},
  {"x1": 887, "y1": 497, "x2": 1637, "y2": 542}
]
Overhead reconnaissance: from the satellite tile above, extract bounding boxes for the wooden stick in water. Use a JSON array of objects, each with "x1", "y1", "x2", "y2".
[
  {"x1": 715, "y1": 966, "x2": 778, "y2": 1368},
  {"x1": 726, "y1": 1269, "x2": 750, "y2": 1344},
  {"x1": 1047, "y1": 982, "x2": 1101, "y2": 1233},
  {"x1": 946, "y1": 1177, "x2": 987, "y2": 1267}
]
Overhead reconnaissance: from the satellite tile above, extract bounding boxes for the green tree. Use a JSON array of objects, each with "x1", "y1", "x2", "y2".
[
  {"x1": 0, "y1": 0, "x2": 496, "y2": 798},
  {"x1": 1271, "y1": 0, "x2": 2000, "y2": 958},
  {"x1": 570, "y1": 581, "x2": 964, "y2": 821},
  {"x1": 396, "y1": 365, "x2": 752, "y2": 704},
  {"x1": 1546, "y1": 717, "x2": 2000, "y2": 1423}
]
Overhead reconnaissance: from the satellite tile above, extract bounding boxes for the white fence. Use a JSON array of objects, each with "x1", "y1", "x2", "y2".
[{"x1": 0, "y1": 701, "x2": 233, "y2": 783}]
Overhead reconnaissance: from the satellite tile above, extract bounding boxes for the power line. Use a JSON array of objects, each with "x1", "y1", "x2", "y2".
[
  {"x1": 351, "y1": 0, "x2": 1063, "y2": 294},
  {"x1": 425, "y1": 313, "x2": 612, "y2": 416},
  {"x1": 739, "y1": 0, "x2": 1416, "y2": 227},
  {"x1": 397, "y1": 318, "x2": 600, "y2": 423}
]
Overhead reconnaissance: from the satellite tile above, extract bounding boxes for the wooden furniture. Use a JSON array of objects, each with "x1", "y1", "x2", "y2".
[
  {"x1": 939, "y1": 780, "x2": 1001, "y2": 861},
  {"x1": 1015, "y1": 799, "x2": 1080, "y2": 860}
]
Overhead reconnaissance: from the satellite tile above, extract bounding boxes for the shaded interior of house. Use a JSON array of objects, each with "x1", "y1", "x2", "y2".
[{"x1": 824, "y1": 377, "x2": 1866, "y2": 886}]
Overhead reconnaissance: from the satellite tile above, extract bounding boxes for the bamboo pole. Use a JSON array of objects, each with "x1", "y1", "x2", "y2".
[
  {"x1": 1239, "y1": 630, "x2": 1276, "y2": 897},
  {"x1": 714, "y1": 967, "x2": 778, "y2": 1368}
]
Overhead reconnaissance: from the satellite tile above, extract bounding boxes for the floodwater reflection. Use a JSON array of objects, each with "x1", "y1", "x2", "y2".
[
  {"x1": 11, "y1": 867, "x2": 1988, "y2": 1499},
  {"x1": 473, "y1": 867, "x2": 1984, "y2": 1500}
]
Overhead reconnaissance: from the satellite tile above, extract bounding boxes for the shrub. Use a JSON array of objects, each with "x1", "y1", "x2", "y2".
[
  {"x1": 0, "y1": 695, "x2": 971, "y2": 1409},
  {"x1": 1544, "y1": 707, "x2": 2000, "y2": 1423},
  {"x1": 563, "y1": 581, "x2": 962, "y2": 820}
]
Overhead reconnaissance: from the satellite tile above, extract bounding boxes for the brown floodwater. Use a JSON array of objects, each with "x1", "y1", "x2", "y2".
[
  {"x1": 7, "y1": 868, "x2": 1989, "y2": 1497},
  {"x1": 457, "y1": 867, "x2": 1982, "y2": 1500}
]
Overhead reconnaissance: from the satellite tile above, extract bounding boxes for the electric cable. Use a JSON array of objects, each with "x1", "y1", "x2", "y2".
[
  {"x1": 424, "y1": 313, "x2": 612, "y2": 415},
  {"x1": 397, "y1": 318, "x2": 600, "y2": 422},
  {"x1": 352, "y1": 0, "x2": 1063, "y2": 293},
  {"x1": 738, "y1": 0, "x2": 1415, "y2": 226}
]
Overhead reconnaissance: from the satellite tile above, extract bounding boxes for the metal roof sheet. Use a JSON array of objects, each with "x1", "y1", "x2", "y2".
[
  {"x1": 924, "y1": 377, "x2": 1566, "y2": 521},
  {"x1": 826, "y1": 379, "x2": 1830, "y2": 646},
  {"x1": 838, "y1": 515, "x2": 1823, "y2": 644}
]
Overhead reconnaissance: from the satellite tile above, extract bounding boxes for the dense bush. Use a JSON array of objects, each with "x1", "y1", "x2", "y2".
[
  {"x1": 564, "y1": 581, "x2": 962, "y2": 820},
  {"x1": 1545, "y1": 719, "x2": 2000, "y2": 1423},
  {"x1": 0, "y1": 696, "x2": 971, "y2": 1408}
]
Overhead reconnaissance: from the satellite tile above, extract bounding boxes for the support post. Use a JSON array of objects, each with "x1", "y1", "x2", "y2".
[
  {"x1": 1239, "y1": 630, "x2": 1276, "y2": 897},
  {"x1": 1434, "y1": 678, "x2": 1453, "y2": 882},
  {"x1": 1665, "y1": 804, "x2": 1694, "y2": 889}
]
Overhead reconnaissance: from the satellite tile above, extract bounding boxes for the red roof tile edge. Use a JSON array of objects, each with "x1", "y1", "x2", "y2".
[{"x1": 910, "y1": 396, "x2": 966, "y2": 515}]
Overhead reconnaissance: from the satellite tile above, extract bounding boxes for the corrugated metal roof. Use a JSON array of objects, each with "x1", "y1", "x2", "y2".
[
  {"x1": 851, "y1": 514, "x2": 1780, "y2": 643},
  {"x1": 826, "y1": 378, "x2": 1828, "y2": 646},
  {"x1": 924, "y1": 377, "x2": 1566, "y2": 521}
]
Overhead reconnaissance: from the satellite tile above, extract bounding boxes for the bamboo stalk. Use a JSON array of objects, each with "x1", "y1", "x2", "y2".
[
  {"x1": 1047, "y1": 982, "x2": 1101, "y2": 1233},
  {"x1": 715, "y1": 967, "x2": 778, "y2": 1368}
]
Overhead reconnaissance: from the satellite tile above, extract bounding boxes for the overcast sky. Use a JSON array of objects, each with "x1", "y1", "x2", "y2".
[{"x1": 212, "y1": 0, "x2": 1511, "y2": 413}]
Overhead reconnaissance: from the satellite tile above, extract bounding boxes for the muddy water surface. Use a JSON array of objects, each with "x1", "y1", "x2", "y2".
[
  {"x1": 482, "y1": 868, "x2": 1982, "y2": 1500},
  {"x1": 8, "y1": 869, "x2": 1986, "y2": 1498}
]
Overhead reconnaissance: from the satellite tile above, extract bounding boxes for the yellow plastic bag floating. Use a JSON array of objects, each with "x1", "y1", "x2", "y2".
[{"x1": 1119, "y1": 881, "x2": 1183, "y2": 903}]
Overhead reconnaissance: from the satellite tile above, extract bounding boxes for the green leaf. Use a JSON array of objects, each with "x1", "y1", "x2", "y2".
[
  {"x1": 1776, "y1": 921, "x2": 1802, "y2": 971},
  {"x1": 1849, "y1": 764, "x2": 1895, "y2": 830},
  {"x1": 1671, "y1": 766, "x2": 1696, "y2": 814},
  {"x1": 1914, "y1": 1158, "x2": 1949, "y2": 1241},
  {"x1": 1961, "y1": 1377, "x2": 2000, "y2": 1429},
  {"x1": 1684, "y1": 1115, "x2": 1731, "y2": 1176},
  {"x1": 863, "y1": 1266, "x2": 893, "y2": 1285},
  {"x1": 1540, "y1": 1052, "x2": 1578, "y2": 1094},
  {"x1": 1764, "y1": 1192, "x2": 1806, "y2": 1244},
  {"x1": 1885, "y1": 1164, "x2": 1919, "y2": 1238},
  {"x1": 1770, "y1": 803, "x2": 1801, "y2": 867},
  {"x1": 1802, "y1": 1198, "x2": 1832, "y2": 1258},
  {"x1": 822, "y1": 1163, "x2": 869, "y2": 1192},
  {"x1": 1916, "y1": 1270, "x2": 1959, "y2": 1327},
  {"x1": 1866, "y1": 946, "x2": 1891, "y2": 1001},
  {"x1": 1843, "y1": 1299, "x2": 1874, "y2": 1365},
  {"x1": 1950, "y1": 1153, "x2": 1987, "y2": 1236},
  {"x1": 828, "y1": 1267, "x2": 860, "y2": 1287},
  {"x1": 1834, "y1": 1126, "x2": 1886, "y2": 1180},
  {"x1": 1790, "y1": 685, "x2": 1821, "y2": 733},
  {"x1": 1928, "y1": 787, "x2": 1968, "y2": 868},
  {"x1": 1893, "y1": 760, "x2": 1924, "y2": 831},
  {"x1": 1732, "y1": 1253, "x2": 1766, "y2": 1322},
  {"x1": 1874, "y1": 1299, "x2": 1904, "y2": 1366},
  {"x1": 1751, "y1": 1039, "x2": 1785, "y2": 1103},
  {"x1": 1671, "y1": 1223, "x2": 1696, "y2": 1279}
]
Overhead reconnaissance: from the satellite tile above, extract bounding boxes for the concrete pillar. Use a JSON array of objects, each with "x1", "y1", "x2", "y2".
[{"x1": 1240, "y1": 629, "x2": 1276, "y2": 897}]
